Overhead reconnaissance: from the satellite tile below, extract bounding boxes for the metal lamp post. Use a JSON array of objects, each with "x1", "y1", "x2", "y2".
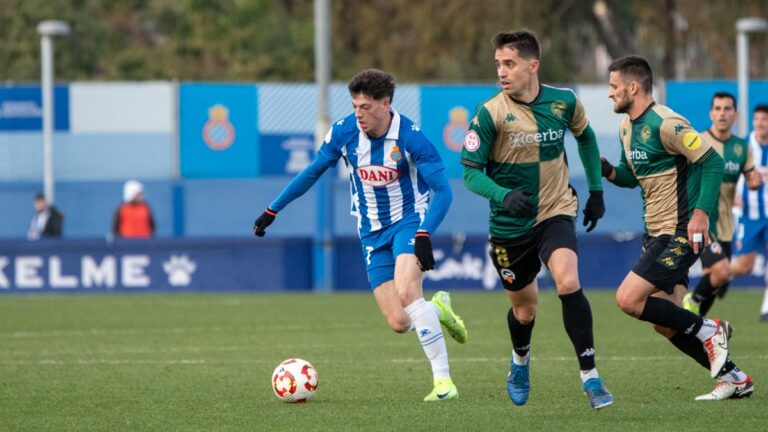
[
  {"x1": 36, "y1": 20, "x2": 70, "y2": 205},
  {"x1": 736, "y1": 17, "x2": 767, "y2": 136}
]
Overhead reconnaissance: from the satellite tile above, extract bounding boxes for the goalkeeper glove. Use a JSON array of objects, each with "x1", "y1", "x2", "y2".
[
  {"x1": 414, "y1": 231, "x2": 435, "y2": 271},
  {"x1": 503, "y1": 190, "x2": 534, "y2": 217},
  {"x1": 253, "y1": 208, "x2": 277, "y2": 237},
  {"x1": 582, "y1": 191, "x2": 605, "y2": 233}
]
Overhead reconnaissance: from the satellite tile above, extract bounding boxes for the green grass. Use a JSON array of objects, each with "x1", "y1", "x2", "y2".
[{"x1": 1, "y1": 289, "x2": 766, "y2": 431}]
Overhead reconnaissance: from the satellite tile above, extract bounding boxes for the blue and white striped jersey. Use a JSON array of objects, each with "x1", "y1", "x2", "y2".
[
  {"x1": 320, "y1": 108, "x2": 445, "y2": 234},
  {"x1": 738, "y1": 132, "x2": 768, "y2": 221}
]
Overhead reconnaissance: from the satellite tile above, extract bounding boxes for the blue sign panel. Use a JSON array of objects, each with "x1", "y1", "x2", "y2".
[
  {"x1": 420, "y1": 85, "x2": 498, "y2": 178},
  {"x1": 0, "y1": 238, "x2": 311, "y2": 292},
  {"x1": 0, "y1": 85, "x2": 69, "y2": 131},
  {"x1": 260, "y1": 134, "x2": 315, "y2": 175},
  {"x1": 179, "y1": 84, "x2": 259, "y2": 178}
]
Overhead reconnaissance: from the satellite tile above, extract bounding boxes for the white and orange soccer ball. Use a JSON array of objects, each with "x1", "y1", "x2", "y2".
[{"x1": 271, "y1": 358, "x2": 319, "y2": 403}]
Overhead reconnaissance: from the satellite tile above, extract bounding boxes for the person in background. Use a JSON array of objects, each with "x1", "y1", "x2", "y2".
[
  {"x1": 113, "y1": 180, "x2": 155, "y2": 239},
  {"x1": 28, "y1": 193, "x2": 63, "y2": 240}
]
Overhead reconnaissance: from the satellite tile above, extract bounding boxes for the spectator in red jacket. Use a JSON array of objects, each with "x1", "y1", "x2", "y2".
[{"x1": 112, "y1": 180, "x2": 155, "y2": 239}]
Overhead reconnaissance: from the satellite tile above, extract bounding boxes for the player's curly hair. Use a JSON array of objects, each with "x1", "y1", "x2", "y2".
[
  {"x1": 608, "y1": 55, "x2": 653, "y2": 95},
  {"x1": 491, "y1": 30, "x2": 540, "y2": 60},
  {"x1": 347, "y1": 69, "x2": 395, "y2": 102}
]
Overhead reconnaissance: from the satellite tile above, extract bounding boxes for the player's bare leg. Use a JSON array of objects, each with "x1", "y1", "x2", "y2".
[{"x1": 548, "y1": 248, "x2": 612, "y2": 409}]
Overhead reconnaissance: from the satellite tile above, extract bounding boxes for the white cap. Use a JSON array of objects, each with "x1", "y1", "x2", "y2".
[{"x1": 123, "y1": 180, "x2": 144, "y2": 203}]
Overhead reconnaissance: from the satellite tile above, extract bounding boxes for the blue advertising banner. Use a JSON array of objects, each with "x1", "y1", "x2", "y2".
[
  {"x1": 419, "y1": 85, "x2": 498, "y2": 178},
  {"x1": 259, "y1": 134, "x2": 315, "y2": 175},
  {"x1": 179, "y1": 84, "x2": 259, "y2": 178},
  {"x1": 0, "y1": 238, "x2": 311, "y2": 293},
  {"x1": 1, "y1": 236, "x2": 760, "y2": 294},
  {"x1": 0, "y1": 85, "x2": 69, "y2": 131}
]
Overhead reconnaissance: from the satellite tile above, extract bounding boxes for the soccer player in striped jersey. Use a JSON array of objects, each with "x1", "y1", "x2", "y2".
[
  {"x1": 682, "y1": 93, "x2": 760, "y2": 316},
  {"x1": 461, "y1": 30, "x2": 612, "y2": 409},
  {"x1": 731, "y1": 104, "x2": 768, "y2": 322},
  {"x1": 253, "y1": 69, "x2": 467, "y2": 402},
  {"x1": 602, "y1": 56, "x2": 752, "y2": 401}
]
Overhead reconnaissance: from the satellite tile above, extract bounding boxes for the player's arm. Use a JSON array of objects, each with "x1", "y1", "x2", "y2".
[
  {"x1": 601, "y1": 147, "x2": 639, "y2": 188},
  {"x1": 661, "y1": 119, "x2": 723, "y2": 216},
  {"x1": 253, "y1": 131, "x2": 341, "y2": 237},
  {"x1": 661, "y1": 119, "x2": 723, "y2": 250},
  {"x1": 743, "y1": 145, "x2": 761, "y2": 190},
  {"x1": 569, "y1": 97, "x2": 605, "y2": 232},
  {"x1": 569, "y1": 97, "x2": 602, "y2": 192}
]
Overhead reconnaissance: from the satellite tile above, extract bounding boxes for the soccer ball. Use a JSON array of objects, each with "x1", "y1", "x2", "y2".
[{"x1": 271, "y1": 358, "x2": 318, "y2": 402}]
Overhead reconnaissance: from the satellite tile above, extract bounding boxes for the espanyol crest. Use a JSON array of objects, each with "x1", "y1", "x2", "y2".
[
  {"x1": 203, "y1": 104, "x2": 236, "y2": 150},
  {"x1": 357, "y1": 165, "x2": 400, "y2": 187}
]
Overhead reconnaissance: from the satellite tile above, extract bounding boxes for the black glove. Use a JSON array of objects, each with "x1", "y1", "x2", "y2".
[
  {"x1": 253, "y1": 208, "x2": 277, "y2": 237},
  {"x1": 582, "y1": 191, "x2": 605, "y2": 233},
  {"x1": 600, "y1": 157, "x2": 615, "y2": 178},
  {"x1": 414, "y1": 231, "x2": 435, "y2": 271},
  {"x1": 503, "y1": 190, "x2": 534, "y2": 217}
]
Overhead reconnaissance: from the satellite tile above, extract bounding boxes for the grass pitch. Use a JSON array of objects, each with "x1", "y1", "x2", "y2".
[{"x1": 1, "y1": 289, "x2": 766, "y2": 431}]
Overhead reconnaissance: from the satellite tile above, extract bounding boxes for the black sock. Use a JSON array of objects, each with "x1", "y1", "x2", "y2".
[
  {"x1": 669, "y1": 332, "x2": 709, "y2": 369},
  {"x1": 639, "y1": 296, "x2": 704, "y2": 335},
  {"x1": 560, "y1": 290, "x2": 596, "y2": 371},
  {"x1": 507, "y1": 307, "x2": 534, "y2": 357},
  {"x1": 699, "y1": 293, "x2": 717, "y2": 316},
  {"x1": 668, "y1": 332, "x2": 737, "y2": 376},
  {"x1": 692, "y1": 274, "x2": 713, "y2": 303}
]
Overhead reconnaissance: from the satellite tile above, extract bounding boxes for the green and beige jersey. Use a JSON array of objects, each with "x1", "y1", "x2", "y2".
[
  {"x1": 460, "y1": 85, "x2": 602, "y2": 239},
  {"x1": 612, "y1": 103, "x2": 723, "y2": 237},
  {"x1": 700, "y1": 130, "x2": 754, "y2": 241}
]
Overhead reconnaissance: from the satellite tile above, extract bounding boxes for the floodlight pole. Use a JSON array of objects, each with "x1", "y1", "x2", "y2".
[
  {"x1": 37, "y1": 20, "x2": 70, "y2": 205},
  {"x1": 314, "y1": 0, "x2": 333, "y2": 293},
  {"x1": 736, "y1": 17, "x2": 768, "y2": 136}
]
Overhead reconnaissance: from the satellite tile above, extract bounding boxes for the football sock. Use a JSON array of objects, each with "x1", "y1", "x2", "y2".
[
  {"x1": 560, "y1": 290, "x2": 596, "y2": 371},
  {"x1": 579, "y1": 368, "x2": 599, "y2": 383},
  {"x1": 669, "y1": 332, "x2": 709, "y2": 369},
  {"x1": 694, "y1": 319, "x2": 718, "y2": 341},
  {"x1": 668, "y1": 332, "x2": 737, "y2": 375},
  {"x1": 699, "y1": 291, "x2": 717, "y2": 316},
  {"x1": 720, "y1": 367, "x2": 748, "y2": 383},
  {"x1": 512, "y1": 351, "x2": 530, "y2": 367},
  {"x1": 639, "y1": 296, "x2": 704, "y2": 336},
  {"x1": 691, "y1": 273, "x2": 712, "y2": 304},
  {"x1": 761, "y1": 286, "x2": 768, "y2": 315},
  {"x1": 405, "y1": 298, "x2": 449, "y2": 379},
  {"x1": 507, "y1": 307, "x2": 534, "y2": 359}
]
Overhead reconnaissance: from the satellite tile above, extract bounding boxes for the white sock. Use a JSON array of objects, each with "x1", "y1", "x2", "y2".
[
  {"x1": 580, "y1": 368, "x2": 599, "y2": 383},
  {"x1": 404, "y1": 298, "x2": 449, "y2": 379},
  {"x1": 761, "y1": 287, "x2": 768, "y2": 315},
  {"x1": 721, "y1": 367, "x2": 748, "y2": 383},
  {"x1": 695, "y1": 319, "x2": 718, "y2": 341},
  {"x1": 512, "y1": 351, "x2": 529, "y2": 366}
]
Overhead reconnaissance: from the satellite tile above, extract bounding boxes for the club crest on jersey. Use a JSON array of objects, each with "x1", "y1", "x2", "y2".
[
  {"x1": 551, "y1": 100, "x2": 567, "y2": 119},
  {"x1": 734, "y1": 144, "x2": 743, "y2": 157},
  {"x1": 640, "y1": 125, "x2": 652, "y2": 143},
  {"x1": 390, "y1": 145, "x2": 402, "y2": 162},
  {"x1": 357, "y1": 165, "x2": 400, "y2": 187}
]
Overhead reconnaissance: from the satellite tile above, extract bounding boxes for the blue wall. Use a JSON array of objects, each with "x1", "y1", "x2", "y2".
[{"x1": 0, "y1": 176, "x2": 645, "y2": 239}]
